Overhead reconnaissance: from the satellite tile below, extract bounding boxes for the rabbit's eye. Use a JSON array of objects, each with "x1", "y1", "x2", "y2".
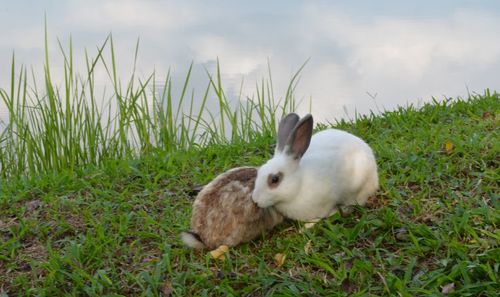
[
  {"x1": 267, "y1": 172, "x2": 283, "y2": 188},
  {"x1": 271, "y1": 175, "x2": 280, "y2": 183}
]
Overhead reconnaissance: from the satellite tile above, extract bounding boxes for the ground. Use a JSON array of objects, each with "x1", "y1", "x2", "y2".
[{"x1": 0, "y1": 93, "x2": 498, "y2": 296}]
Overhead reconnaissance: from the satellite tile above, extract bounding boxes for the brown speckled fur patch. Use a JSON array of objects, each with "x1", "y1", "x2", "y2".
[{"x1": 190, "y1": 167, "x2": 283, "y2": 249}]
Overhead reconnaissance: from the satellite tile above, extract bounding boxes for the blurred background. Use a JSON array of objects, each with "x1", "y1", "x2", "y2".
[{"x1": 1, "y1": 0, "x2": 499, "y2": 122}]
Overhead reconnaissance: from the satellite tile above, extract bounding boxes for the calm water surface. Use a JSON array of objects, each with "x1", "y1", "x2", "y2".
[{"x1": 1, "y1": 1, "x2": 500, "y2": 123}]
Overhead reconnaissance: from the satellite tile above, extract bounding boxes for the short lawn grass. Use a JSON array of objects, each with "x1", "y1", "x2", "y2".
[{"x1": 0, "y1": 92, "x2": 498, "y2": 296}]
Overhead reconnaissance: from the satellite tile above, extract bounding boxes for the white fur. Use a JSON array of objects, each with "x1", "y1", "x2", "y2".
[
  {"x1": 181, "y1": 232, "x2": 206, "y2": 249},
  {"x1": 252, "y1": 128, "x2": 378, "y2": 222}
]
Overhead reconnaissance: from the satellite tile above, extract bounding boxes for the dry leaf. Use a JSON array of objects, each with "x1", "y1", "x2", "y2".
[
  {"x1": 214, "y1": 270, "x2": 236, "y2": 279},
  {"x1": 395, "y1": 227, "x2": 408, "y2": 241},
  {"x1": 26, "y1": 200, "x2": 44, "y2": 212},
  {"x1": 161, "y1": 279, "x2": 173, "y2": 296},
  {"x1": 304, "y1": 240, "x2": 312, "y2": 255},
  {"x1": 274, "y1": 253, "x2": 286, "y2": 267},
  {"x1": 210, "y1": 245, "x2": 229, "y2": 260},
  {"x1": 341, "y1": 278, "x2": 356, "y2": 294},
  {"x1": 444, "y1": 141, "x2": 454, "y2": 154},
  {"x1": 216, "y1": 254, "x2": 226, "y2": 261},
  {"x1": 441, "y1": 282, "x2": 455, "y2": 294}
]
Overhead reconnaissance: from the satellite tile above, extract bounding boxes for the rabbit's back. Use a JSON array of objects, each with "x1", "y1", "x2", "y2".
[
  {"x1": 303, "y1": 129, "x2": 378, "y2": 204},
  {"x1": 190, "y1": 167, "x2": 282, "y2": 249}
]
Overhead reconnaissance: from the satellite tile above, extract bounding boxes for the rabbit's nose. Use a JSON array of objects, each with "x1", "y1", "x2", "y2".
[
  {"x1": 252, "y1": 191, "x2": 271, "y2": 208},
  {"x1": 251, "y1": 190, "x2": 263, "y2": 204}
]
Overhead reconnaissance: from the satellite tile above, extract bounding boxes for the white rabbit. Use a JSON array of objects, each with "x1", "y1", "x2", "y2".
[{"x1": 251, "y1": 113, "x2": 378, "y2": 223}]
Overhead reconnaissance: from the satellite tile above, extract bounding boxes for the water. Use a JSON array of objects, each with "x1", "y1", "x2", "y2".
[{"x1": 1, "y1": 1, "x2": 500, "y2": 123}]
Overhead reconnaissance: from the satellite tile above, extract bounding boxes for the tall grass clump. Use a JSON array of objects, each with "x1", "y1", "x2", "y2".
[{"x1": 0, "y1": 32, "x2": 303, "y2": 178}]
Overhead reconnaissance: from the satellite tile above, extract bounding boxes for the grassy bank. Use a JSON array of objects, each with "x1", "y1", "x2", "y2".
[{"x1": 0, "y1": 89, "x2": 498, "y2": 295}]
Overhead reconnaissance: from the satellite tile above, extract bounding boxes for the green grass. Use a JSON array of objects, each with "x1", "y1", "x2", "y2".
[
  {"x1": 0, "y1": 31, "x2": 499, "y2": 296},
  {"x1": 0, "y1": 90, "x2": 498, "y2": 296},
  {"x1": 0, "y1": 31, "x2": 300, "y2": 178}
]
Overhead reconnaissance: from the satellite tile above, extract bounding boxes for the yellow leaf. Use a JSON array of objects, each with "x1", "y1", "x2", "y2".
[
  {"x1": 210, "y1": 245, "x2": 229, "y2": 260},
  {"x1": 274, "y1": 253, "x2": 286, "y2": 267},
  {"x1": 304, "y1": 240, "x2": 312, "y2": 255},
  {"x1": 444, "y1": 141, "x2": 454, "y2": 154}
]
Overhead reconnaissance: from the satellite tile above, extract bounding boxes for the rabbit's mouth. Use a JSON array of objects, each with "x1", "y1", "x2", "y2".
[{"x1": 251, "y1": 187, "x2": 275, "y2": 208}]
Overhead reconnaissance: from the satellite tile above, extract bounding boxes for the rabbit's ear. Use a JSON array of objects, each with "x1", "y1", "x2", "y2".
[
  {"x1": 276, "y1": 113, "x2": 300, "y2": 153},
  {"x1": 285, "y1": 114, "x2": 313, "y2": 160}
]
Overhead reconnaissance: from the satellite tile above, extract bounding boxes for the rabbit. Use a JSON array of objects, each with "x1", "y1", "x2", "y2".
[
  {"x1": 251, "y1": 113, "x2": 379, "y2": 224},
  {"x1": 181, "y1": 166, "x2": 284, "y2": 250}
]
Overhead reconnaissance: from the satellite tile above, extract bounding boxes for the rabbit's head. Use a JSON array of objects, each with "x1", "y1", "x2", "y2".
[{"x1": 252, "y1": 113, "x2": 313, "y2": 208}]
